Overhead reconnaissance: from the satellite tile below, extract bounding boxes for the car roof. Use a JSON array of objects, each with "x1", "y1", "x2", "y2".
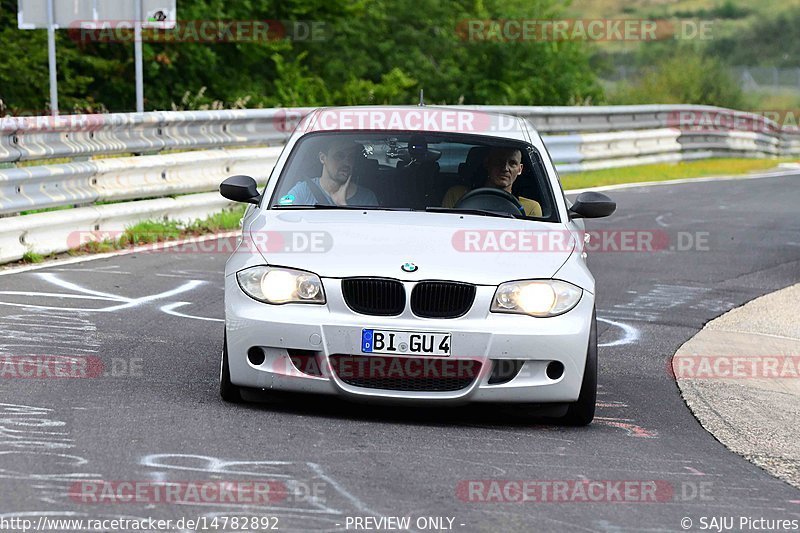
[{"x1": 292, "y1": 105, "x2": 533, "y2": 142}]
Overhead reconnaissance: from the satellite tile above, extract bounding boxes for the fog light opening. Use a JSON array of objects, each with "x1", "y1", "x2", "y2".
[
  {"x1": 546, "y1": 361, "x2": 564, "y2": 380},
  {"x1": 287, "y1": 349, "x2": 323, "y2": 377},
  {"x1": 247, "y1": 346, "x2": 266, "y2": 366},
  {"x1": 488, "y1": 359, "x2": 525, "y2": 385}
]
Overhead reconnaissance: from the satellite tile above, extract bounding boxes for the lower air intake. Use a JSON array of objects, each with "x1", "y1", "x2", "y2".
[{"x1": 329, "y1": 354, "x2": 482, "y2": 392}]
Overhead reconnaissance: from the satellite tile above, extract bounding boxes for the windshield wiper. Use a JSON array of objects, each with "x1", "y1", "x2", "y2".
[
  {"x1": 425, "y1": 207, "x2": 518, "y2": 219},
  {"x1": 272, "y1": 204, "x2": 357, "y2": 210},
  {"x1": 272, "y1": 204, "x2": 412, "y2": 211}
]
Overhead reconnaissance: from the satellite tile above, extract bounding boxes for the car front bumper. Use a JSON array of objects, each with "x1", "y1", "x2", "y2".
[{"x1": 224, "y1": 275, "x2": 595, "y2": 404}]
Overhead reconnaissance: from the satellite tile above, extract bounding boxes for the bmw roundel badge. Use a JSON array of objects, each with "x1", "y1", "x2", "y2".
[{"x1": 401, "y1": 262, "x2": 418, "y2": 273}]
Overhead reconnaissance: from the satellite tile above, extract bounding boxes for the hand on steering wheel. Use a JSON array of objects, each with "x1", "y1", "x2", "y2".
[{"x1": 454, "y1": 187, "x2": 525, "y2": 216}]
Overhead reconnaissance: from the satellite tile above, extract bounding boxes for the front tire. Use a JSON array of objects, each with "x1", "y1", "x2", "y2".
[
  {"x1": 561, "y1": 308, "x2": 598, "y2": 426},
  {"x1": 220, "y1": 333, "x2": 244, "y2": 403}
]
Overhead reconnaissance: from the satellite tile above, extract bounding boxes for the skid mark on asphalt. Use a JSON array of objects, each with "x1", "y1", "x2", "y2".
[
  {"x1": 595, "y1": 387, "x2": 659, "y2": 439},
  {"x1": 139, "y1": 453, "x2": 395, "y2": 532},
  {"x1": 593, "y1": 417, "x2": 659, "y2": 438},
  {"x1": 0, "y1": 273, "x2": 220, "y2": 323}
]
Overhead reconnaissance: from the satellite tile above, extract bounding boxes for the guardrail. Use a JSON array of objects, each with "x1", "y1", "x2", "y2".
[{"x1": 1, "y1": 104, "x2": 797, "y2": 264}]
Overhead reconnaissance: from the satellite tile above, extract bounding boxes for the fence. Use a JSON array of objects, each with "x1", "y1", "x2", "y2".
[{"x1": 1, "y1": 104, "x2": 797, "y2": 263}]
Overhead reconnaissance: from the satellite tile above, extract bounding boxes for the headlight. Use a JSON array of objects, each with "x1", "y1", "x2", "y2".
[
  {"x1": 491, "y1": 280, "x2": 582, "y2": 317},
  {"x1": 236, "y1": 266, "x2": 325, "y2": 305}
]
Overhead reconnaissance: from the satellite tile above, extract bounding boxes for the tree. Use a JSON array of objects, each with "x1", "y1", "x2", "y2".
[{"x1": 0, "y1": 0, "x2": 604, "y2": 112}]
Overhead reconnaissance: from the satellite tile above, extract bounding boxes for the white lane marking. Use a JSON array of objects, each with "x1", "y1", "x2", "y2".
[
  {"x1": 38, "y1": 272, "x2": 136, "y2": 302},
  {"x1": 655, "y1": 213, "x2": 672, "y2": 227},
  {"x1": 0, "y1": 403, "x2": 99, "y2": 495},
  {"x1": 0, "y1": 274, "x2": 206, "y2": 316},
  {"x1": 598, "y1": 317, "x2": 640, "y2": 347},
  {"x1": 140, "y1": 454, "x2": 349, "y2": 516},
  {"x1": 48, "y1": 267, "x2": 131, "y2": 275},
  {"x1": 100, "y1": 280, "x2": 205, "y2": 312},
  {"x1": 160, "y1": 302, "x2": 224, "y2": 323},
  {"x1": 0, "y1": 321, "x2": 95, "y2": 331},
  {"x1": 0, "y1": 291, "x2": 118, "y2": 301},
  {"x1": 308, "y1": 462, "x2": 398, "y2": 527},
  {"x1": 40, "y1": 273, "x2": 206, "y2": 310},
  {"x1": 141, "y1": 453, "x2": 294, "y2": 478},
  {"x1": 602, "y1": 284, "x2": 715, "y2": 322}
]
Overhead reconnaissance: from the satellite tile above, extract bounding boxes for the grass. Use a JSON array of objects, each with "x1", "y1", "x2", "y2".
[
  {"x1": 8, "y1": 200, "x2": 248, "y2": 267},
  {"x1": 561, "y1": 157, "x2": 794, "y2": 189},
  {"x1": 121, "y1": 219, "x2": 183, "y2": 246},
  {"x1": 565, "y1": 0, "x2": 789, "y2": 22},
  {"x1": 19, "y1": 205, "x2": 78, "y2": 215},
  {"x1": 21, "y1": 251, "x2": 45, "y2": 263},
  {"x1": 69, "y1": 205, "x2": 246, "y2": 256},
  {"x1": 187, "y1": 208, "x2": 248, "y2": 233}
]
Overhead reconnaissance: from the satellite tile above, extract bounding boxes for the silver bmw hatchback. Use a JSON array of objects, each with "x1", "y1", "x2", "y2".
[{"x1": 219, "y1": 106, "x2": 615, "y2": 425}]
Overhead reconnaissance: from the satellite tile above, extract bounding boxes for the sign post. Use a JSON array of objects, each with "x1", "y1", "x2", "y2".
[
  {"x1": 18, "y1": 1, "x2": 177, "y2": 113},
  {"x1": 45, "y1": 0, "x2": 58, "y2": 115},
  {"x1": 135, "y1": 0, "x2": 144, "y2": 113}
]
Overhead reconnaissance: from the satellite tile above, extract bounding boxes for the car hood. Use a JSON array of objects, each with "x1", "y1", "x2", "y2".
[{"x1": 247, "y1": 210, "x2": 575, "y2": 285}]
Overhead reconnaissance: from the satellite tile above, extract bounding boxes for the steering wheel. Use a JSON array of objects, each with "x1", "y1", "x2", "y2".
[{"x1": 454, "y1": 187, "x2": 525, "y2": 216}]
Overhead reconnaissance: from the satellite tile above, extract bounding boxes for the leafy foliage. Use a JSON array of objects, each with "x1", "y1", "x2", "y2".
[
  {"x1": 706, "y1": 10, "x2": 800, "y2": 68},
  {"x1": 608, "y1": 46, "x2": 747, "y2": 109},
  {"x1": 0, "y1": 0, "x2": 603, "y2": 111}
]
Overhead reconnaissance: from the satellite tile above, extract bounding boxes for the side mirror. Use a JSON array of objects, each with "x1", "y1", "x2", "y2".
[
  {"x1": 569, "y1": 191, "x2": 616, "y2": 219},
  {"x1": 220, "y1": 175, "x2": 262, "y2": 205}
]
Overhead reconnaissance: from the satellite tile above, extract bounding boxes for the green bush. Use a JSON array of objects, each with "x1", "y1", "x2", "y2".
[
  {"x1": 609, "y1": 49, "x2": 747, "y2": 108},
  {"x1": 0, "y1": 0, "x2": 604, "y2": 111},
  {"x1": 706, "y1": 10, "x2": 800, "y2": 68},
  {"x1": 21, "y1": 251, "x2": 44, "y2": 263}
]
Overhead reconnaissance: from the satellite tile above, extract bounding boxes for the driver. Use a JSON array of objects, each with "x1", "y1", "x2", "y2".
[
  {"x1": 284, "y1": 138, "x2": 379, "y2": 206},
  {"x1": 442, "y1": 147, "x2": 542, "y2": 217}
]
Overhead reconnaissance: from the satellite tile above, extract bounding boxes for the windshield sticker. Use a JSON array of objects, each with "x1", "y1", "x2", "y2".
[{"x1": 279, "y1": 194, "x2": 295, "y2": 205}]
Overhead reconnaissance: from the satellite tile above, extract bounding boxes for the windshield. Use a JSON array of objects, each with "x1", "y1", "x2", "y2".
[{"x1": 268, "y1": 132, "x2": 559, "y2": 221}]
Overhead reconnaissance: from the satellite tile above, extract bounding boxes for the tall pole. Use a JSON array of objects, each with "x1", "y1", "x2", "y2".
[
  {"x1": 134, "y1": 0, "x2": 144, "y2": 112},
  {"x1": 46, "y1": 0, "x2": 58, "y2": 116}
]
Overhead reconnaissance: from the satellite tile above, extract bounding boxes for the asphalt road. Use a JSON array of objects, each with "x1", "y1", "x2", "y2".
[{"x1": 0, "y1": 175, "x2": 799, "y2": 532}]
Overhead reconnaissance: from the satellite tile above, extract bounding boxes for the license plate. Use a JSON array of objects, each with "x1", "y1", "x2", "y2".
[{"x1": 361, "y1": 329, "x2": 451, "y2": 356}]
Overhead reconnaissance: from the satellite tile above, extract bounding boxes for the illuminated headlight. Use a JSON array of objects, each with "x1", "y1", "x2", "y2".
[
  {"x1": 236, "y1": 266, "x2": 325, "y2": 305},
  {"x1": 491, "y1": 280, "x2": 582, "y2": 317}
]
